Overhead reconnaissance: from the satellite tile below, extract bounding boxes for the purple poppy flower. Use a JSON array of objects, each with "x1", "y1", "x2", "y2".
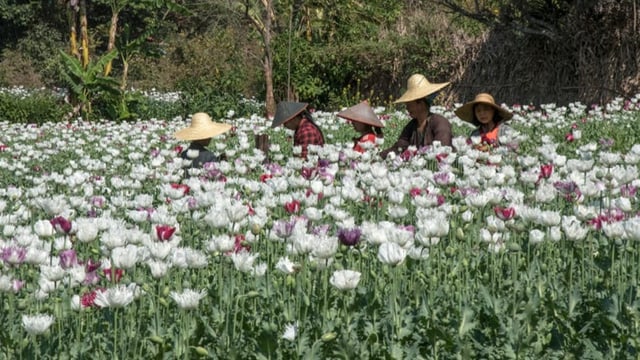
[
  {"x1": 337, "y1": 227, "x2": 362, "y2": 247},
  {"x1": 50, "y1": 216, "x2": 72, "y2": 234}
]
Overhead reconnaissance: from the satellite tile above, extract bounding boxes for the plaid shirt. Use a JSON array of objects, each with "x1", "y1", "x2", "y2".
[{"x1": 294, "y1": 117, "x2": 324, "y2": 158}]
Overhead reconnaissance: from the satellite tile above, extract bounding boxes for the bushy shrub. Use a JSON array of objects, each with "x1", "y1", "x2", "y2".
[
  {"x1": 0, "y1": 88, "x2": 71, "y2": 124},
  {"x1": 177, "y1": 87, "x2": 265, "y2": 120},
  {"x1": 0, "y1": 49, "x2": 44, "y2": 88},
  {"x1": 128, "y1": 97, "x2": 186, "y2": 121}
]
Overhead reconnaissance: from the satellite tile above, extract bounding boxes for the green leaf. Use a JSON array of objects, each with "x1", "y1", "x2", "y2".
[{"x1": 458, "y1": 308, "x2": 476, "y2": 338}]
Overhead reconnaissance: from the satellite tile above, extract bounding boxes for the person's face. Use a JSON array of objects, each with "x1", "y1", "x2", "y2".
[
  {"x1": 283, "y1": 115, "x2": 301, "y2": 130},
  {"x1": 194, "y1": 138, "x2": 212, "y2": 146},
  {"x1": 474, "y1": 103, "x2": 496, "y2": 125},
  {"x1": 351, "y1": 121, "x2": 368, "y2": 134},
  {"x1": 405, "y1": 99, "x2": 426, "y2": 119}
]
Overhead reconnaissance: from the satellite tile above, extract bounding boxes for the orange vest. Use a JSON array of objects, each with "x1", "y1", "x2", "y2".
[
  {"x1": 483, "y1": 126, "x2": 499, "y2": 143},
  {"x1": 354, "y1": 133, "x2": 378, "y2": 153}
]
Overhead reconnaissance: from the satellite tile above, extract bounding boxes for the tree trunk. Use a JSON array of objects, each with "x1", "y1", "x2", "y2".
[
  {"x1": 80, "y1": 0, "x2": 89, "y2": 68},
  {"x1": 121, "y1": 59, "x2": 129, "y2": 90},
  {"x1": 263, "y1": 0, "x2": 276, "y2": 117},
  {"x1": 104, "y1": 11, "x2": 119, "y2": 76},
  {"x1": 65, "y1": 1, "x2": 82, "y2": 60},
  {"x1": 69, "y1": 23, "x2": 80, "y2": 60}
]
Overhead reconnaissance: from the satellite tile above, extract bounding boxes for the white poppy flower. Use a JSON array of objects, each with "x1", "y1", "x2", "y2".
[
  {"x1": 377, "y1": 242, "x2": 406, "y2": 266},
  {"x1": 170, "y1": 289, "x2": 206, "y2": 310},
  {"x1": 22, "y1": 314, "x2": 55, "y2": 335},
  {"x1": 330, "y1": 270, "x2": 361, "y2": 290}
]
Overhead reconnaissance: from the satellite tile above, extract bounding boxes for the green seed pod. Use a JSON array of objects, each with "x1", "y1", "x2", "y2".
[
  {"x1": 162, "y1": 286, "x2": 170, "y2": 297},
  {"x1": 456, "y1": 228, "x2": 465, "y2": 241},
  {"x1": 286, "y1": 275, "x2": 295, "y2": 287},
  {"x1": 245, "y1": 290, "x2": 260, "y2": 298},
  {"x1": 149, "y1": 335, "x2": 164, "y2": 344},
  {"x1": 507, "y1": 242, "x2": 521, "y2": 252},
  {"x1": 251, "y1": 223, "x2": 262, "y2": 235},
  {"x1": 141, "y1": 283, "x2": 152, "y2": 293},
  {"x1": 159, "y1": 298, "x2": 169, "y2": 307},
  {"x1": 445, "y1": 247, "x2": 454, "y2": 256},
  {"x1": 193, "y1": 346, "x2": 209, "y2": 356},
  {"x1": 321, "y1": 332, "x2": 337, "y2": 342},
  {"x1": 270, "y1": 322, "x2": 278, "y2": 332}
]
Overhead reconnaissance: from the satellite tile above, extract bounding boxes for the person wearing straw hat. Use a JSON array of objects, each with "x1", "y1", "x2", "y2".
[
  {"x1": 271, "y1": 101, "x2": 324, "y2": 159},
  {"x1": 174, "y1": 112, "x2": 232, "y2": 171},
  {"x1": 454, "y1": 93, "x2": 514, "y2": 150},
  {"x1": 380, "y1": 74, "x2": 452, "y2": 159},
  {"x1": 337, "y1": 101, "x2": 384, "y2": 153}
]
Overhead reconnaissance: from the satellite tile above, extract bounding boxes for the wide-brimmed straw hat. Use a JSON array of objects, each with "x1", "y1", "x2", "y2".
[
  {"x1": 174, "y1": 112, "x2": 232, "y2": 141},
  {"x1": 454, "y1": 93, "x2": 513, "y2": 123},
  {"x1": 271, "y1": 102, "x2": 308, "y2": 128},
  {"x1": 337, "y1": 101, "x2": 384, "y2": 128},
  {"x1": 394, "y1": 74, "x2": 450, "y2": 104}
]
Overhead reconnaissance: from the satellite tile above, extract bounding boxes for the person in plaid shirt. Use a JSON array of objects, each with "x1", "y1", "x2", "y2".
[{"x1": 271, "y1": 102, "x2": 324, "y2": 159}]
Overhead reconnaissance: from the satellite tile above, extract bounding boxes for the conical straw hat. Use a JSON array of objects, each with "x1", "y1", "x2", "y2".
[
  {"x1": 271, "y1": 102, "x2": 308, "y2": 128},
  {"x1": 394, "y1": 74, "x2": 450, "y2": 103},
  {"x1": 337, "y1": 101, "x2": 384, "y2": 127},
  {"x1": 454, "y1": 93, "x2": 513, "y2": 123},
  {"x1": 174, "y1": 112, "x2": 232, "y2": 141}
]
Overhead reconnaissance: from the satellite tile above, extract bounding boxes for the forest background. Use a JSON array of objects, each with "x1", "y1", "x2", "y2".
[{"x1": 0, "y1": 0, "x2": 638, "y2": 120}]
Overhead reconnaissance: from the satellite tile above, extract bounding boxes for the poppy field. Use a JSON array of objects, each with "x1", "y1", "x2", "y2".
[{"x1": 2, "y1": 90, "x2": 640, "y2": 359}]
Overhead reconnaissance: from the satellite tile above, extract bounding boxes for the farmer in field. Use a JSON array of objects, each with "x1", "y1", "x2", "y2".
[
  {"x1": 380, "y1": 74, "x2": 452, "y2": 159},
  {"x1": 271, "y1": 101, "x2": 324, "y2": 159},
  {"x1": 174, "y1": 112, "x2": 232, "y2": 172},
  {"x1": 454, "y1": 93, "x2": 514, "y2": 151},
  {"x1": 337, "y1": 101, "x2": 384, "y2": 153}
]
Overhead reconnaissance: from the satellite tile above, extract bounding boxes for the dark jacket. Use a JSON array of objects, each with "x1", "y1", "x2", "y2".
[
  {"x1": 380, "y1": 114, "x2": 452, "y2": 158},
  {"x1": 180, "y1": 143, "x2": 219, "y2": 169}
]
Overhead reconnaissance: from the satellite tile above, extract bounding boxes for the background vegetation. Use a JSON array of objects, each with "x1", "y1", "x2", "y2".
[{"x1": 0, "y1": 0, "x2": 638, "y2": 121}]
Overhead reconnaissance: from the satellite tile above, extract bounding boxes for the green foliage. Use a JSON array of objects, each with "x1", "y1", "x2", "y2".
[
  {"x1": 0, "y1": 89, "x2": 71, "y2": 124},
  {"x1": 93, "y1": 89, "x2": 144, "y2": 121},
  {"x1": 268, "y1": 2, "x2": 459, "y2": 110},
  {"x1": 127, "y1": 96, "x2": 184, "y2": 121},
  {"x1": 177, "y1": 86, "x2": 264, "y2": 120},
  {"x1": 59, "y1": 49, "x2": 122, "y2": 120},
  {"x1": 0, "y1": 48, "x2": 43, "y2": 88}
]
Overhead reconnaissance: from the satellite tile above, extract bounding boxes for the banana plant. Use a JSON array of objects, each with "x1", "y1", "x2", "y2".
[{"x1": 59, "y1": 49, "x2": 121, "y2": 120}]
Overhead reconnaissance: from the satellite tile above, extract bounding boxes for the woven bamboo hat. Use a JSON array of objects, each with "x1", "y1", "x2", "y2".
[
  {"x1": 394, "y1": 74, "x2": 450, "y2": 104},
  {"x1": 174, "y1": 112, "x2": 232, "y2": 141},
  {"x1": 271, "y1": 102, "x2": 308, "y2": 128},
  {"x1": 454, "y1": 93, "x2": 513, "y2": 123},
  {"x1": 337, "y1": 101, "x2": 384, "y2": 128}
]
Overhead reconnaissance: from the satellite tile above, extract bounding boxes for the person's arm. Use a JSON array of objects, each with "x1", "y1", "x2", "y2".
[
  {"x1": 379, "y1": 121, "x2": 414, "y2": 159},
  {"x1": 430, "y1": 115, "x2": 452, "y2": 147}
]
